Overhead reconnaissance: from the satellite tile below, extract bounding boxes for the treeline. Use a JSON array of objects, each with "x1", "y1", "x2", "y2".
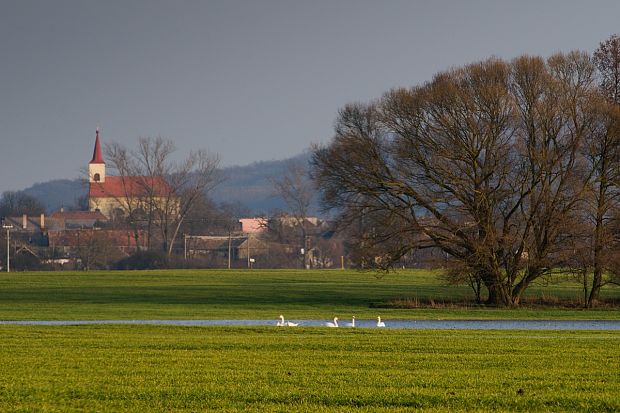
[
  {"x1": 0, "y1": 191, "x2": 46, "y2": 218},
  {"x1": 312, "y1": 35, "x2": 620, "y2": 307}
]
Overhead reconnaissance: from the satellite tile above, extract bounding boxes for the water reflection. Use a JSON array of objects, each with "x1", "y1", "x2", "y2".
[{"x1": 1, "y1": 319, "x2": 619, "y2": 330}]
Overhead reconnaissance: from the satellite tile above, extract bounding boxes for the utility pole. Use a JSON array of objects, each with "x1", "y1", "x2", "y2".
[
  {"x1": 305, "y1": 235, "x2": 310, "y2": 269},
  {"x1": 247, "y1": 233, "x2": 250, "y2": 268},
  {"x1": 228, "y1": 231, "x2": 232, "y2": 269},
  {"x1": 184, "y1": 234, "x2": 187, "y2": 260},
  {"x1": 2, "y1": 224, "x2": 13, "y2": 273}
]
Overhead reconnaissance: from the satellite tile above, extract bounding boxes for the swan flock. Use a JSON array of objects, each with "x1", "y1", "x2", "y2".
[{"x1": 277, "y1": 315, "x2": 387, "y2": 328}]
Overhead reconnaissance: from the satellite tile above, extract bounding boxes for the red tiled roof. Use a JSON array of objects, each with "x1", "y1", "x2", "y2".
[
  {"x1": 89, "y1": 129, "x2": 105, "y2": 164},
  {"x1": 48, "y1": 229, "x2": 146, "y2": 247},
  {"x1": 89, "y1": 176, "x2": 173, "y2": 198},
  {"x1": 49, "y1": 210, "x2": 108, "y2": 221}
]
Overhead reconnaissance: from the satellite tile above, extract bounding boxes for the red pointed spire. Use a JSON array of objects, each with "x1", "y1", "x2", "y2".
[{"x1": 89, "y1": 128, "x2": 105, "y2": 164}]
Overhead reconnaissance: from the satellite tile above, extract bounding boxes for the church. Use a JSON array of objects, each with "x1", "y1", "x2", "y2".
[{"x1": 87, "y1": 129, "x2": 175, "y2": 219}]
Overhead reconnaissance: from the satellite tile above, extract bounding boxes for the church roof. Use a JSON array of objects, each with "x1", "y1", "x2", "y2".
[
  {"x1": 49, "y1": 210, "x2": 108, "y2": 221},
  {"x1": 89, "y1": 176, "x2": 174, "y2": 198},
  {"x1": 89, "y1": 129, "x2": 105, "y2": 164},
  {"x1": 48, "y1": 229, "x2": 146, "y2": 247}
]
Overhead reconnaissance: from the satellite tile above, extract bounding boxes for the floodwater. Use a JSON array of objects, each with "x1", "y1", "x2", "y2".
[{"x1": 1, "y1": 319, "x2": 620, "y2": 330}]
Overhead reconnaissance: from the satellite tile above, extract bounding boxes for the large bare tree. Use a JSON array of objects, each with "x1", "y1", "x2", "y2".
[
  {"x1": 313, "y1": 53, "x2": 602, "y2": 307},
  {"x1": 103, "y1": 141, "x2": 149, "y2": 247},
  {"x1": 105, "y1": 137, "x2": 220, "y2": 256},
  {"x1": 573, "y1": 35, "x2": 620, "y2": 305},
  {"x1": 271, "y1": 160, "x2": 315, "y2": 268}
]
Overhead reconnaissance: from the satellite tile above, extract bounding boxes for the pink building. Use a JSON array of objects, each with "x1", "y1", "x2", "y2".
[{"x1": 239, "y1": 218, "x2": 266, "y2": 233}]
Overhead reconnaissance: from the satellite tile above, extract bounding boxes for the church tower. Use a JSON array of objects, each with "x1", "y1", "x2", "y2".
[{"x1": 89, "y1": 128, "x2": 105, "y2": 183}]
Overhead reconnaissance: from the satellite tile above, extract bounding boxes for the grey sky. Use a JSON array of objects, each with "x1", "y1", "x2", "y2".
[{"x1": 1, "y1": 0, "x2": 619, "y2": 193}]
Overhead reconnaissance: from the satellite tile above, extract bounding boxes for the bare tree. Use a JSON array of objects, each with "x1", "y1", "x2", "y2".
[
  {"x1": 104, "y1": 141, "x2": 151, "y2": 248},
  {"x1": 508, "y1": 52, "x2": 596, "y2": 302},
  {"x1": 566, "y1": 35, "x2": 620, "y2": 306},
  {"x1": 157, "y1": 147, "x2": 221, "y2": 255},
  {"x1": 0, "y1": 191, "x2": 45, "y2": 218},
  {"x1": 313, "y1": 53, "x2": 601, "y2": 307},
  {"x1": 272, "y1": 160, "x2": 315, "y2": 268},
  {"x1": 75, "y1": 230, "x2": 119, "y2": 271},
  {"x1": 104, "y1": 137, "x2": 221, "y2": 256},
  {"x1": 580, "y1": 99, "x2": 620, "y2": 306},
  {"x1": 179, "y1": 196, "x2": 241, "y2": 236},
  {"x1": 594, "y1": 34, "x2": 620, "y2": 104}
]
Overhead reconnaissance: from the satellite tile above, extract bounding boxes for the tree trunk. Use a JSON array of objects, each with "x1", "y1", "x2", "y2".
[
  {"x1": 582, "y1": 270, "x2": 590, "y2": 308},
  {"x1": 485, "y1": 286, "x2": 513, "y2": 307},
  {"x1": 588, "y1": 266, "x2": 603, "y2": 308},
  {"x1": 485, "y1": 286, "x2": 500, "y2": 306},
  {"x1": 481, "y1": 271, "x2": 512, "y2": 307},
  {"x1": 589, "y1": 193, "x2": 606, "y2": 307},
  {"x1": 167, "y1": 218, "x2": 184, "y2": 257}
]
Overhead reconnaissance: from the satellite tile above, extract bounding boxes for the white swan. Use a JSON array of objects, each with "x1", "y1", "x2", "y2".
[
  {"x1": 343, "y1": 316, "x2": 356, "y2": 328},
  {"x1": 277, "y1": 315, "x2": 299, "y2": 327},
  {"x1": 377, "y1": 316, "x2": 386, "y2": 327},
  {"x1": 325, "y1": 317, "x2": 339, "y2": 327}
]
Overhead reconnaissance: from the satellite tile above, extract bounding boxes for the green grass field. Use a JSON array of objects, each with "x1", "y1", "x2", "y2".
[
  {"x1": 0, "y1": 269, "x2": 619, "y2": 320},
  {"x1": 0, "y1": 325, "x2": 618, "y2": 412},
  {"x1": 1, "y1": 269, "x2": 619, "y2": 411}
]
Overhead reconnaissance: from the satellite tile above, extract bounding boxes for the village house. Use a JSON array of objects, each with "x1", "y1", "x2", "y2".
[
  {"x1": 238, "y1": 217, "x2": 267, "y2": 233},
  {"x1": 3, "y1": 209, "x2": 108, "y2": 245},
  {"x1": 47, "y1": 228, "x2": 147, "y2": 255}
]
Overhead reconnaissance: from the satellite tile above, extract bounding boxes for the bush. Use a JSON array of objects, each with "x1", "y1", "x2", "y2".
[
  {"x1": 11, "y1": 253, "x2": 50, "y2": 271},
  {"x1": 115, "y1": 250, "x2": 168, "y2": 270}
]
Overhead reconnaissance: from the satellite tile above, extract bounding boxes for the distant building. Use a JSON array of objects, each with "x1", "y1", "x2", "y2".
[
  {"x1": 2, "y1": 214, "x2": 50, "y2": 248},
  {"x1": 87, "y1": 129, "x2": 175, "y2": 218},
  {"x1": 276, "y1": 216, "x2": 320, "y2": 227},
  {"x1": 183, "y1": 235, "x2": 246, "y2": 260},
  {"x1": 239, "y1": 217, "x2": 267, "y2": 233},
  {"x1": 49, "y1": 209, "x2": 108, "y2": 229},
  {"x1": 2, "y1": 210, "x2": 110, "y2": 252},
  {"x1": 48, "y1": 228, "x2": 146, "y2": 254},
  {"x1": 3, "y1": 214, "x2": 49, "y2": 233},
  {"x1": 3, "y1": 210, "x2": 107, "y2": 234}
]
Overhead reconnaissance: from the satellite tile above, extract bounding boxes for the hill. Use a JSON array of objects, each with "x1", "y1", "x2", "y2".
[
  {"x1": 21, "y1": 179, "x2": 88, "y2": 212},
  {"x1": 211, "y1": 152, "x2": 315, "y2": 214},
  {"x1": 19, "y1": 153, "x2": 318, "y2": 215}
]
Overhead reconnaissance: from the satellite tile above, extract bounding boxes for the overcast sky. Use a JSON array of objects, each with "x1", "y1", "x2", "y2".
[{"x1": 1, "y1": 0, "x2": 619, "y2": 193}]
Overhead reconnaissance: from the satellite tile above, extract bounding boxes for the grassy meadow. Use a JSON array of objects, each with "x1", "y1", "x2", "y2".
[
  {"x1": 0, "y1": 269, "x2": 619, "y2": 411},
  {"x1": 0, "y1": 325, "x2": 618, "y2": 412},
  {"x1": 0, "y1": 269, "x2": 619, "y2": 320}
]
